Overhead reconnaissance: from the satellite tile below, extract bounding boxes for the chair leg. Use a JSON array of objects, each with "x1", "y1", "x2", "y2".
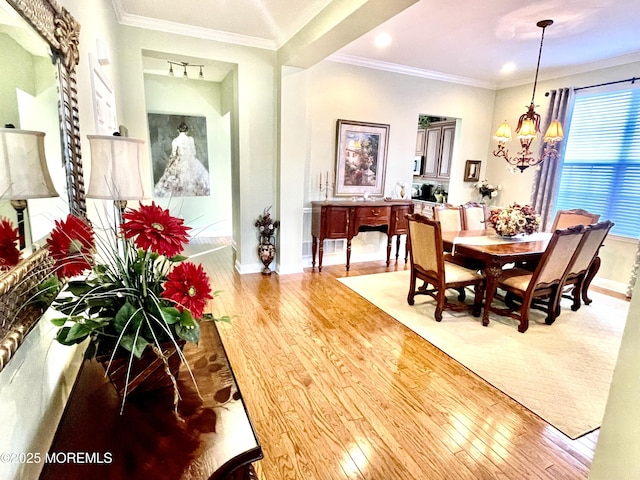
[
  {"x1": 435, "y1": 289, "x2": 445, "y2": 322},
  {"x1": 457, "y1": 288, "x2": 466, "y2": 301},
  {"x1": 518, "y1": 306, "x2": 530, "y2": 333},
  {"x1": 407, "y1": 271, "x2": 416, "y2": 306},
  {"x1": 472, "y1": 283, "x2": 483, "y2": 317},
  {"x1": 571, "y1": 278, "x2": 585, "y2": 311}
]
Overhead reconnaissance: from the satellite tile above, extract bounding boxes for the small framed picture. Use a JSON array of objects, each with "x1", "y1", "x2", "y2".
[
  {"x1": 464, "y1": 160, "x2": 481, "y2": 182},
  {"x1": 413, "y1": 155, "x2": 423, "y2": 175}
]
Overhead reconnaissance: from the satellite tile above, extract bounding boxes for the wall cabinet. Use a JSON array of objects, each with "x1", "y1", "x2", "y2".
[
  {"x1": 419, "y1": 121, "x2": 455, "y2": 180},
  {"x1": 415, "y1": 128, "x2": 426, "y2": 155}
]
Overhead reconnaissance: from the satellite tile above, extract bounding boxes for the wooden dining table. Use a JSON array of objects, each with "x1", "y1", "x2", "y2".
[{"x1": 441, "y1": 230, "x2": 553, "y2": 327}]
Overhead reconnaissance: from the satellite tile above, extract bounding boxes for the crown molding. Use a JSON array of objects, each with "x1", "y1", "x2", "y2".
[
  {"x1": 327, "y1": 53, "x2": 496, "y2": 90},
  {"x1": 111, "y1": 0, "x2": 275, "y2": 50}
]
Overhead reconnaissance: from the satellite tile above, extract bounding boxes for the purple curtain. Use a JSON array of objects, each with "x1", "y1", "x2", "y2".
[{"x1": 530, "y1": 87, "x2": 572, "y2": 230}]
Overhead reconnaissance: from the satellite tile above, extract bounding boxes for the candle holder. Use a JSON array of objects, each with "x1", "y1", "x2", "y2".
[{"x1": 318, "y1": 172, "x2": 333, "y2": 201}]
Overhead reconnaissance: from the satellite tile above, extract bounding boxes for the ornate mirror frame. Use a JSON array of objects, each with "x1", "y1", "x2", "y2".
[{"x1": 0, "y1": 0, "x2": 85, "y2": 372}]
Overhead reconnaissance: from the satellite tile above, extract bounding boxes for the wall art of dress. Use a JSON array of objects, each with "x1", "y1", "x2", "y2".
[{"x1": 148, "y1": 113, "x2": 210, "y2": 197}]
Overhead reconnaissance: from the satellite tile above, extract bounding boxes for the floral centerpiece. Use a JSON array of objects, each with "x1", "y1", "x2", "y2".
[
  {"x1": 475, "y1": 179, "x2": 502, "y2": 202},
  {"x1": 487, "y1": 203, "x2": 541, "y2": 237},
  {"x1": 44, "y1": 202, "x2": 221, "y2": 412}
]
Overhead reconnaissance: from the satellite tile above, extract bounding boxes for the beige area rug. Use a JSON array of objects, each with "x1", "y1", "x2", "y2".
[{"x1": 338, "y1": 270, "x2": 628, "y2": 439}]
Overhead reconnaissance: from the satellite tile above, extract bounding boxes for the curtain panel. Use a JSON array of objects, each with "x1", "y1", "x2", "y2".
[{"x1": 530, "y1": 87, "x2": 573, "y2": 230}]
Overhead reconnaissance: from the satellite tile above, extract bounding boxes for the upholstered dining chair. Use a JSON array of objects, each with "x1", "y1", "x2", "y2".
[
  {"x1": 550, "y1": 208, "x2": 600, "y2": 231},
  {"x1": 487, "y1": 225, "x2": 587, "y2": 333},
  {"x1": 406, "y1": 214, "x2": 484, "y2": 322},
  {"x1": 432, "y1": 203, "x2": 463, "y2": 232},
  {"x1": 554, "y1": 220, "x2": 614, "y2": 313},
  {"x1": 461, "y1": 202, "x2": 489, "y2": 230}
]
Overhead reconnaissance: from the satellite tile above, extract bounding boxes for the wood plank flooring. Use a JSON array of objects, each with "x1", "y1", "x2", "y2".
[{"x1": 192, "y1": 238, "x2": 598, "y2": 479}]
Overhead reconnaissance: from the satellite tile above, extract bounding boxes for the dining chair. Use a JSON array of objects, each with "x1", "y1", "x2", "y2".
[
  {"x1": 461, "y1": 201, "x2": 489, "y2": 230},
  {"x1": 406, "y1": 214, "x2": 484, "y2": 322},
  {"x1": 553, "y1": 220, "x2": 614, "y2": 313},
  {"x1": 550, "y1": 208, "x2": 600, "y2": 231},
  {"x1": 432, "y1": 203, "x2": 463, "y2": 232},
  {"x1": 487, "y1": 224, "x2": 586, "y2": 333}
]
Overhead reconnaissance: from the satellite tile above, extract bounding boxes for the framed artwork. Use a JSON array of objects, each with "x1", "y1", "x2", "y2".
[
  {"x1": 464, "y1": 160, "x2": 481, "y2": 182},
  {"x1": 147, "y1": 113, "x2": 210, "y2": 197},
  {"x1": 334, "y1": 119, "x2": 390, "y2": 196}
]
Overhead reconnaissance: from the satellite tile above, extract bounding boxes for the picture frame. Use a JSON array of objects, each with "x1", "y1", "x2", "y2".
[
  {"x1": 334, "y1": 119, "x2": 390, "y2": 196},
  {"x1": 147, "y1": 113, "x2": 210, "y2": 197},
  {"x1": 464, "y1": 160, "x2": 481, "y2": 182}
]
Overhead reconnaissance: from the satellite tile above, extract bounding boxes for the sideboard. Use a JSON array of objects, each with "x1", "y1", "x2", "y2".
[
  {"x1": 40, "y1": 321, "x2": 262, "y2": 480},
  {"x1": 311, "y1": 199, "x2": 414, "y2": 271}
]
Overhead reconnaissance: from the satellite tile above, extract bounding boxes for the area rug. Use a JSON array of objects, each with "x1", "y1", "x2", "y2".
[{"x1": 338, "y1": 270, "x2": 628, "y2": 439}]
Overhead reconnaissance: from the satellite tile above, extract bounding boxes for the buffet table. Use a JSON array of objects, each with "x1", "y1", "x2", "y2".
[
  {"x1": 311, "y1": 199, "x2": 414, "y2": 271},
  {"x1": 40, "y1": 321, "x2": 262, "y2": 480}
]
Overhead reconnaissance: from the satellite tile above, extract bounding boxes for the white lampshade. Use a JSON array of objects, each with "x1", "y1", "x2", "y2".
[
  {"x1": 87, "y1": 135, "x2": 147, "y2": 200},
  {"x1": 0, "y1": 128, "x2": 58, "y2": 200}
]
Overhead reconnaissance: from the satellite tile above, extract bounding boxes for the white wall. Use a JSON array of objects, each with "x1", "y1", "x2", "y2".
[
  {"x1": 279, "y1": 60, "x2": 497, "y2": 270},
  {"x1": 590, "y1": 276, "x2": 640, "y2": 478},
  {"x1": 111, "y1": 25, "x2": 277, "y2": 272}
]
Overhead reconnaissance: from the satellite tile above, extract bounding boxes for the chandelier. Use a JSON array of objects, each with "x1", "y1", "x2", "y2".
[{"x1": 492, "y1": 19, "x2": 564, "y2": 172}]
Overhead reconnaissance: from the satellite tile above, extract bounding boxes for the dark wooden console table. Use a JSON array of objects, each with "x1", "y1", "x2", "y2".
[
  {"x1": 40, "y1": 321, "x2": 262, "y2": 480},
  {"x1": 311, "y1": 199, "x2": 414, "y2": 271}
]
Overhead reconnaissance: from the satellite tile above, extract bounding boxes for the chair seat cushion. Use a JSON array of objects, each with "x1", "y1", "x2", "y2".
[
  {"x1": 444, "y1": 260, "x2": 483, "y2": 283},
  {"x1": 498, "y1": 267, "x2": 533, "y2": 292}
]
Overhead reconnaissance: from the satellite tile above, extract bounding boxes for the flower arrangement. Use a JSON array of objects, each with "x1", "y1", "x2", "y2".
[
  {"x1": 475, "y1": 179, "x2": 502, "y2": 200},
  {"x1": 0, "y1": 217, "x2": 20, "y2": 270},
  {"x1": 254, "y1": 206, "x2": 280, "y2": 244},
  {"x1": 45, "y1": 202, "x2": 223, "y2": 411},
  {"x1": 487, "y1": 203, "x2": 541, "y2": 237}
]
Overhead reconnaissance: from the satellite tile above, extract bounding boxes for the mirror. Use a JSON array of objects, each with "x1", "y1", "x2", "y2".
[{"x1": 0, "y1": 0, "x2": 84, "y2": 372}]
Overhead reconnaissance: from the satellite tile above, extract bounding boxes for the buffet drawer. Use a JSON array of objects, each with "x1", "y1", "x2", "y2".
[{"x1": 353, "y1": 206, "x2": 391, "y2": 227}]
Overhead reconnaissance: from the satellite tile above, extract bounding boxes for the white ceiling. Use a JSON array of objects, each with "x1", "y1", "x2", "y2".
[{"x1": 118, "y1": 0, "x2": 640, "y2": 89}]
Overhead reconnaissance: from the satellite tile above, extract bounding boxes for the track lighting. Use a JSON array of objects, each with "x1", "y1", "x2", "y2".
[{"x1": 167, "y1": 61, "x2": 205, "y2": 80}]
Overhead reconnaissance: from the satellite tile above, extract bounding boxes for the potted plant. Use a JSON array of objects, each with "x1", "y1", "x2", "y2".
[{"x1": 43, "y1": 202, "x2": 224, "y2": 413}]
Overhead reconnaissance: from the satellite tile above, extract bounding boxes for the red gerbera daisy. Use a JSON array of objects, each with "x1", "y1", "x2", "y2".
[
  {"x1": 121, "y1": 202, "x2": 190, "y2": 257},
  {"x1": 161, "y1": 262, "x2": 213, "y2": 318},
  {"x1": 0, "y1": 217, "x2": 21, "y2": 270},
  {"x1": 47, "y1": 214, "x2": 95, "y2": 278}
]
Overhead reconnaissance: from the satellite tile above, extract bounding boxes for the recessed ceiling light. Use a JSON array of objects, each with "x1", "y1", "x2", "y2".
[
  {"x1": 500, "y1": 62, "x2": 516, "y2": 74},
  {"x1": 374, "y1": 33, "x2": 392, "y2": 48}
]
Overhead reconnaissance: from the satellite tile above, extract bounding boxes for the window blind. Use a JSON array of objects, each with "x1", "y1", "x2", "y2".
[{"x1": 555, "y1": 87, "x2": 640, "y2": 238}]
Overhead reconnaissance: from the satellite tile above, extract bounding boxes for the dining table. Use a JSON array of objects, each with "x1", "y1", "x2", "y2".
[{"x1": 441, "y1": 230, "x2": 553, "y2": 327}]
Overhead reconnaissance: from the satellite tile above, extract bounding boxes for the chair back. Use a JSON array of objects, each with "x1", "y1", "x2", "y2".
[
  {"x1": 461, "y1": 202, "x2": 488, "y2": 230},
  {"x1": 530, "y1": 225, "x2": 586, "y2": 292},
  {"x1": 432, "y1": 203, "x2": 462, "y2": 232},
  {"x1": 566, "y1": 220, "x2": 614, "y2": 278},
  {"x1": 551, "y1": 209, "x2": 600, "y2": 231},
  {"x1": 407, "y1": 214, "x2": 443, "y2": 276}
]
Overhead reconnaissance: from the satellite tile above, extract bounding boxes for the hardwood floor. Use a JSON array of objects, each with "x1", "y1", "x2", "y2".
[{"x1": 192, "y1": 238, "x2": 597, "y2": 479}]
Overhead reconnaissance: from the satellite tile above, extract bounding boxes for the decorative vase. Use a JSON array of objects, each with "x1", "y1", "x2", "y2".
[
  {"x1": 97, "y1": 339, "x2": 185, "y2": 400},
  {"x1": 258, "y1": 237, "x2": 276, "y2": 275}
]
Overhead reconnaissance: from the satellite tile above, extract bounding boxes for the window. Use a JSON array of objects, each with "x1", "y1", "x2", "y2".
[{"x1": 555, "y1": 85, "x2": 640, "y2": 238}]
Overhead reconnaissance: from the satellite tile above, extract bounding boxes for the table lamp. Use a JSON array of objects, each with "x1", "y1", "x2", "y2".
[
  {"x1": 86, "y1": 133, "x2": 147, "y2": 221},
  {"x1": 0, "y1": 127, "x2": 59, "y2": 249}
]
